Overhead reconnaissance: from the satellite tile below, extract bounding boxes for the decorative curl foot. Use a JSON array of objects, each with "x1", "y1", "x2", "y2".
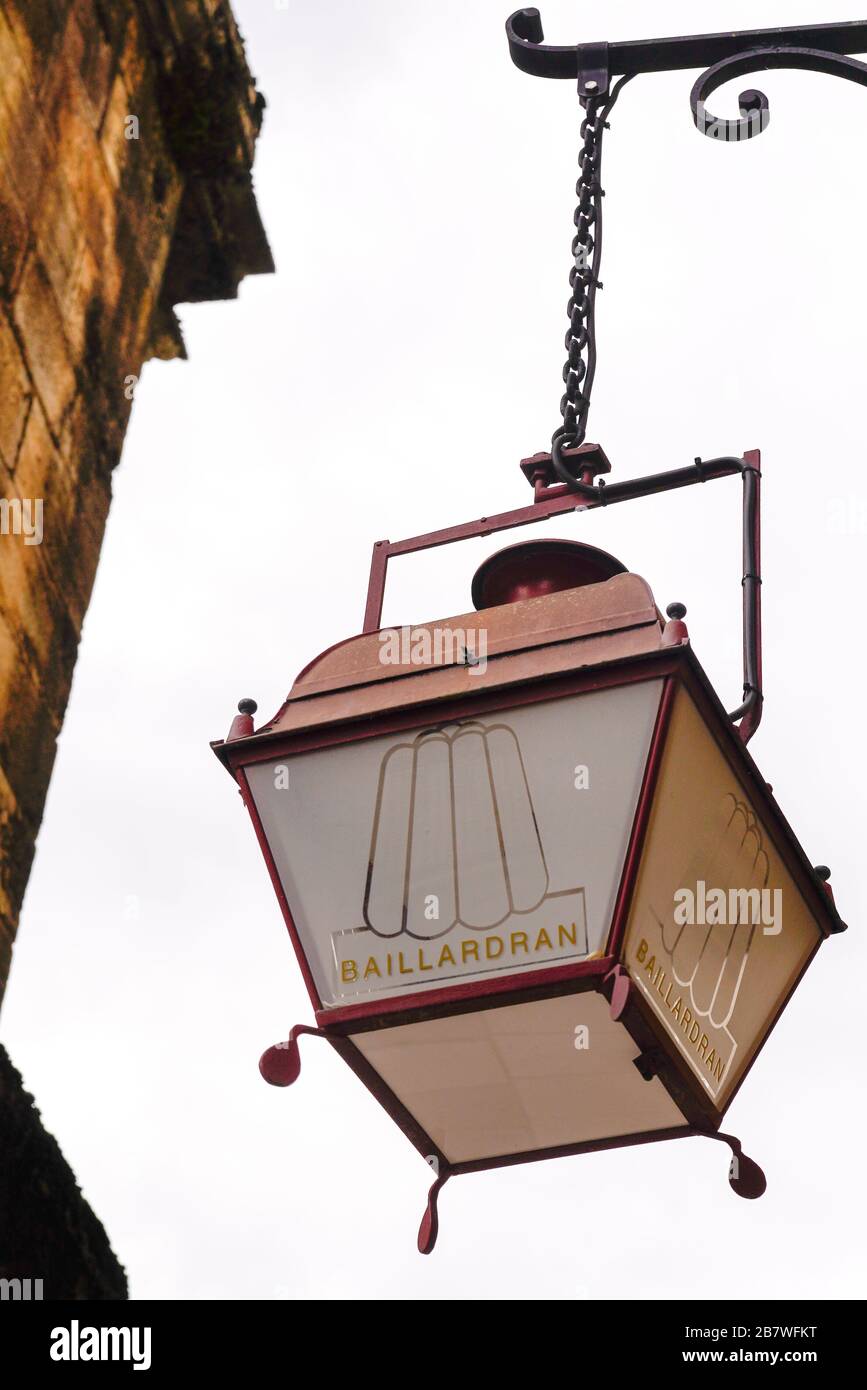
[
  {"x1": 417, "y1": 1168, "x2": 451, "y2": 1255},
  {"x1": 700, "y1": 1129, "x2": 767, "y2": 1199},
  {"x1": 259, "y1": 1024, "x2": 325, "y2": 1087}
]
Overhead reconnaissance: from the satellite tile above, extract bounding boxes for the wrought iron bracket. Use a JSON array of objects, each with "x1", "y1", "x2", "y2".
[
  {"x1": 364, "y1": 447, "x2": 763, "y2": 744},
  {"x1": 506, "y1": 10, "x2": 867, "y2": 138},
  {"x1": 577, "y1": 40, "x2": 608, "y2": 100}
]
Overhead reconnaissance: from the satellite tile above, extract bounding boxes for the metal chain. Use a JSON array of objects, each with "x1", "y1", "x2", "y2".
[{"x1": 552, "y1": 76, "x2": 632, "y2": 483}]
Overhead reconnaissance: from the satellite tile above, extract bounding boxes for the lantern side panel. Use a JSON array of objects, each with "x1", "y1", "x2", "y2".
[
  {"x1": 620, "y1": 687, "x2": 824, "y2": 1111},
  {"x1": 350, "y1": 992, "x2": 688, "y2": 1164},
  {"x1": 245, "y1": 680, "x2": 663, "y2": 1009}
]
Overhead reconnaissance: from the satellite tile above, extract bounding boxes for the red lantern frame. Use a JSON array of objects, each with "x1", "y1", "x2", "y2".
[{"x1": 213, "y1": 447, "x2": 844, "y2": 1250}]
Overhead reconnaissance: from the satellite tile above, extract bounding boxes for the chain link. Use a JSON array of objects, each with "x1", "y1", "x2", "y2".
[
  {"x1": 555, "y1": 92, "x2": 604, "y2": 454},
  {"x1": 552, "y1": 77, "x2": 632, "y2": 480}
]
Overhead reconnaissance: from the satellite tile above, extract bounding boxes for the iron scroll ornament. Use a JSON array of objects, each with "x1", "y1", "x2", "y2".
[
  {"x1": 507, "y1": 9, "x2": 867, "y2": 476},
  {"x1": 691, "y1": 47, "x2": 867, "y2": 142},
  {"x1": 506, "y1": 9, "x2": 867, "y2": 137}
]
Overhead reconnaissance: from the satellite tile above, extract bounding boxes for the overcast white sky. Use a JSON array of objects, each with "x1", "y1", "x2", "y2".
[{"x1": 3, "y1": 0, "x2": 867, "y2": 1299}]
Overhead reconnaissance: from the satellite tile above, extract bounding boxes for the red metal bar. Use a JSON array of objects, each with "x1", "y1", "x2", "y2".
[
  {"x1": 607, "y1": 676, "x2": 677, "y2": 959},
  {"x1": 363, "y1": 540, "x2": 389, "y2": 634},
  {"x1": 362, "y1": 450, "x2": 763, "y2": 742},
  {"x1": 361, "y1": 490, "x2": 593, "y2": 632},
  {"x1": 736, "y1": 449, "x2": 763, "y2": 744},
  {"x1": 362, "y1": 456, "x2": 746, "y2": 634},
  {"x1": 316, "y1": 956, "x2": 613, "y2": 1032}
]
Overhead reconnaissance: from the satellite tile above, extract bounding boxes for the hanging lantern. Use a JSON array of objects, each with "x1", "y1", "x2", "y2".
[
  {"x1": 213, "y1": 9, "x2": 866, "y2": 1249},
  {"x1": 212, "y1": 460, "x2": 844, "y2": 1250}
]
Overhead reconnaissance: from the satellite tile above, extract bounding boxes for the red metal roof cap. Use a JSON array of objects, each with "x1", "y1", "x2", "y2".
[{"x1": 472, "y1": 538, "x2": 627, "y2": 610}]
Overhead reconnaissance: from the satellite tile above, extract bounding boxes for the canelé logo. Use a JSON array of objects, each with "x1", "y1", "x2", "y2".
[
  {"x1": 332, "y1": 718, "x2": 588, "y2": 994},
  {"x1": 633, "y1": 792, "x2": 779, "y2": 1094}
]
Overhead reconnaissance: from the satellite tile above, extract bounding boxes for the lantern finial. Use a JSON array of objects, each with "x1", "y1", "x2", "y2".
[{"x1": 227, "y1": 698, "x2": 258, "y2": 742}]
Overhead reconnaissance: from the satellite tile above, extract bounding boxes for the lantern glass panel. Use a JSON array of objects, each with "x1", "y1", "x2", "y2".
[
  {"x1": 621, "y1": 687, "x2": 824, "y2": 1109},
  {"x1": 352, "y1": 992, "x2": 687, "y2": 1163},
  {"x1": 246, "y1": 680, "x2": 663, "y2": 1008}
]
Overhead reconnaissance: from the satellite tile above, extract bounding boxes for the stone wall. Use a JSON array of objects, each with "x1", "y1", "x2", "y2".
[
  {"x1": 0, "y1": 0, "x2": 272, "y2": 1295},
  {"x1": 0, "y1": 1043, "x2": 128, "y2": 1298},
  {"x1": 0, "y1": 0, "x2": 273, "y2": 1005}
]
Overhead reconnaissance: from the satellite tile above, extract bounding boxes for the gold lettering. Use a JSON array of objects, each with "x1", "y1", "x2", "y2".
[
  {"x1": 461, "y1": 940, "x2": 480, "y2": 963},
  {"x1": 438, "y1": 944, "x2": 455, "y2": 967},
  {"x1": 363, "y1": 957, "x2": 381, "y2": 979},
  {"x1": 558, "y1": 922, "x2": 578, "y2": 948},
  {"x1": 485, "y1": 935, "x2": 504, "y2": 959},
  {"x1": 636, "y1": 938, "x2": 648, "y2": 964},
  {"x1": 510, "y1": 931, "x2": 529, "y2": 955},
  {"x1": 340, "y1": 959, "x2": 358, "y2": 983},
  {"x1": 398, "y1": 951, "x2": 412, "y2": 975},
  {"x1": 534, "y1": 928, "x2": 553, "y2": 951},
  {"x1": 418, "y1": 949, "x2": 432, "y2": 972}
]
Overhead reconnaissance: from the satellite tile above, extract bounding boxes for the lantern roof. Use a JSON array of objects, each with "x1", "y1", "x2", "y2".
[{"x1": 213, "y1": 565, "x2": 667, "y2": 756}]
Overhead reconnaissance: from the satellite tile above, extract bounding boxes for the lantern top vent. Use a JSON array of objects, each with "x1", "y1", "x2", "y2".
[{"x1": 471, "y1": 538, "x2": 627, "y2": 610}]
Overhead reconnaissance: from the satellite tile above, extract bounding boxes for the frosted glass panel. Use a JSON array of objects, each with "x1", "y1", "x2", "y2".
[{"x1": 247, "y1": 680, "x2": 663, "y2": 1008}]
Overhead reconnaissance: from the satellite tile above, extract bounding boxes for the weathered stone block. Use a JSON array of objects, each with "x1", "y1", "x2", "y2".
[
  {"x1": 11, "y1": 255, "x2": 77, "y2": 435},
  {"x1": 0, "y1": 37, "x2": 52, "y2": 213},
  {"x1": 0, "y1": 181, "x2": 29, "y2": 299},
  {"x1": 31, "y1": 166, "x2": 87, "y2": 328},
  {"x1": 0, "y1": 308, "x2": 32, "y2": 471},
  {"x1": 67, "y1": 0, "x2": 118, "y2": 131}
]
